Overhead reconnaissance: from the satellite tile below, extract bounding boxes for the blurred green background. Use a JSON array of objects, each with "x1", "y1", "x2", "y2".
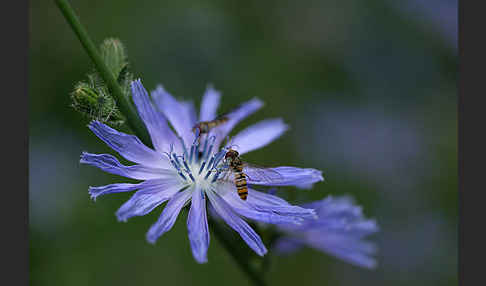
[{"x1": 30, "y1": 0, "x2": 457, "y2": 285}]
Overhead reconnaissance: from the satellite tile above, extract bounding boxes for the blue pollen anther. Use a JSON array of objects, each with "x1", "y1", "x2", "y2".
[
  {"x1": 182, "y1": 158, "x2": 192, "y2": 174},
  {"x1": 192, "y1": 129, "x2": 201, "y2": 162},
  {"x1": 198, "y1": 162, "x2": 206, "y2": 175},
  {"x1": 205, "y1": 145, "x2": 214, "y2": 161},
  {"x1": 204, "y1": 169, "x2": 213, "y2": 180},
  {"x1": 189, "y1": 145, "x2": 195, "y2": 163},
  {"x1": 178, "y1": 136, "x2": 188, "y2": 158},
  {"x1": 205, "y1": 156, "x2": 215, "y2": 171},
  {"x1": 178, "y1": 172, "x2": 188, "y2": 181},
  {"x1": 168, "y1": 153, "x2": 182, "y2": 171},
  {"x1": 200, "y1": 137, "x2": 209, "y2": 160},
  {"x1": 187, "y1": 173, "x2": 195, "y2": 182},
  {"x1": 179, "y1": 155, "x2": 194, "y2": 178},
  {"x1": 194, "y1": 128, "x2": 201, "y2": 140},
  {"x1": 194, "y1": 142, "x2": 199, "y2": 162},
  {"x1": 202, "y1": 136, "x2": 216, "y2": 161},
  {"x1": 212, "y1": 150, "x2": 226, "y2": 169},
  {"x1": 170, "y1": 160, "x2": 180, "y2": 171},
  {"x1": 211, "y1": 170, "x2": 222, "y2": 183},
  {"x1": 169, "y1": 156, "x2": 187, "y2": 181},
  {"x1": 172, "y1": 154, "x2": 182, "y2": 168}
]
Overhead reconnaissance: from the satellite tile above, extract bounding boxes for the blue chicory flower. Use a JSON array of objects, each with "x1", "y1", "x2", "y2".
[
  {"x1": 80, "y1": 79, "x2": 323, "y2": 263},
  {"x1": 274, "y1": 196, "x2": 379, "y2": 269}
]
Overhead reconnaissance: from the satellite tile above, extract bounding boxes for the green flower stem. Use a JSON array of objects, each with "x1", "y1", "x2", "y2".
[
  {"x1": 55, "y1": 0, "x2": 152, "y2": 147},
  {"x1": 56, "y1": 1, "x2": 268, "y2": 285}
]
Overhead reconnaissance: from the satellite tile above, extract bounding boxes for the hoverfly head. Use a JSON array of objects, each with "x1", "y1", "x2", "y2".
[{"x1": 224, "y1": 148, "x2": 239, "y2": 160}]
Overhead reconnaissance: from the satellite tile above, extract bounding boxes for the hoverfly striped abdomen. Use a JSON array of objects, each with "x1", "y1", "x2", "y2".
[
  {"x1": 224, "y1": 149, "x2": 248, "y2": 200},
  {"x1": 233, "y1": 165, "x2": 248, "y2": 200}
]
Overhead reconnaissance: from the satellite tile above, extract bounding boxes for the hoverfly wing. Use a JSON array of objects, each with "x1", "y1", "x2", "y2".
[
  {"x1": 209, "y1": 163, "x2": 231, "y2": 182},
  {"x1": 218, "y1": 167, "x2": 234, "y2": 182},
  {"x1": 243, "y1": 163, "x2": 284, "y2": 184}
]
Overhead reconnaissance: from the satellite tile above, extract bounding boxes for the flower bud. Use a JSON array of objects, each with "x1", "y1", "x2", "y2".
[
  {"x1": 71, "y1": 80, "x2": 125, "y2": 126},
  {"x1": 100, "y1": 38, "x2": 129, "y2": 78}
]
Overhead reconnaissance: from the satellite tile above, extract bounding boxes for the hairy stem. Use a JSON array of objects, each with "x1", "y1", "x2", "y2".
[{"x1": 55, "y1": 0, "x2": 152, "y2": 147}]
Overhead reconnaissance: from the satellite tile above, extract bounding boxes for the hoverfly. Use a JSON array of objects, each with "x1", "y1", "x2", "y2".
[
  {"x1": 193, "y1": 99, "x2": 259, "y2": 137},
  {"x1": 221, "y1": 148, "x2": 283, "y2": 200},
  {"x1": 192, "y1": 115, "x2": 229, "y2": 135}
]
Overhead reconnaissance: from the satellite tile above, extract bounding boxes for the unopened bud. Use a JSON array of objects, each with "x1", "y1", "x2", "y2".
[
  {"x1": 100, "y1": 38, "x2": 129, "y2": 78},
  {"x1": 99, "y1": 38, "x2": 134, "y2": 99},
  {"x1": 71, "y1": 81, "x2": 125, "y2": 126}
]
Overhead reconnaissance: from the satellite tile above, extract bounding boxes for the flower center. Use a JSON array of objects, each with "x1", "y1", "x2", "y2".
[{"x1": 166, "y1": 135, "x2": 228, "y2": 187}]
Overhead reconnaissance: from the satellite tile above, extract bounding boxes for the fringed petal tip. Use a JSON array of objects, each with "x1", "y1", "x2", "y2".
[
  {"x1": 194, "y1": 257, "x2": 208, "y2": 264},
  {"x1": 116, "y1": 215, "x2": 129, "y2": 223},
  {"x1": 88, "y1": 182, "x2": 142, "y2": 203},
  {"x1": 309, "y1": 209, "x2": 319, "y2": 220},
  {"x1": 363, "y1": 218, "x2": 380, "y2": 233},
  {"x1": 296, "y1": 170, "x2": 324, "y2": 189},
  {"x1": 130, "y1": 78, "x2": 142, "y2": 89},
  {"x1": 88, "y1": 187, "x2": 98, "y2": 201},
  {"x1": 87, "y1": 120, "x2": 99, "y2": 129},
  {"x1": 146, "y1": 234, "x2": 157, "y2": 245},
  {"x1": 250, "y1": 97, "x2": 265, "y2": 108},
  {"x1": 306, "y1": 168, "x2": 324, "y2": 182},
  {"x1": 79, "y1": 151, "x2": 96, "y2": 166}
]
